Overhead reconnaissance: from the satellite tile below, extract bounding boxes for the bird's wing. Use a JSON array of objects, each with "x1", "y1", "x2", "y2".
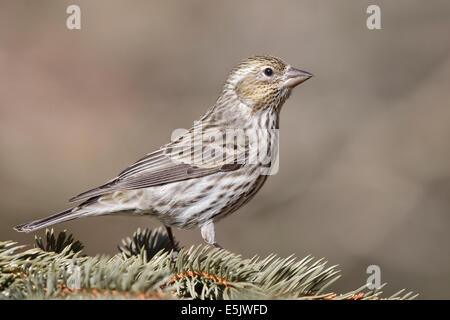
[{"x1": 69, "y1": 126, "x2": 248, "y2": 202}]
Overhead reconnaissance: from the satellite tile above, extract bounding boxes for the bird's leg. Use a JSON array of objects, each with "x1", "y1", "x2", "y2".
[
  {"x1": 165, "y1": 226, "x2": 179, "y2": 252},
  {"x1": 201, "y1": 221, "x2": 222, "y2": 248}
]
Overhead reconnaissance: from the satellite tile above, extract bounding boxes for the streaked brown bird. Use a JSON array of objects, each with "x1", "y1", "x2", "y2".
[{"x1": 14, "y1": 55, "x2": 312, "y2": 248}]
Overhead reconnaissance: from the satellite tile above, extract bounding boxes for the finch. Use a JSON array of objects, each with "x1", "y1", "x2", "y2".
[{"x1": 14, "y1": 55, "x2": 312, "y2": 248}]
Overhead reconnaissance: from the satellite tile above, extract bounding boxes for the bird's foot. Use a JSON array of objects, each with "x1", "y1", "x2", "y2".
[{"x1": 213, "y1": 242, "x2": 223, "y2": 249}]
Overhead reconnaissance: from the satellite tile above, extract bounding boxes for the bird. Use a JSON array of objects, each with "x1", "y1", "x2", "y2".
[{"x1": 14, "y1": 55, "x2": 312, "y2": 249}]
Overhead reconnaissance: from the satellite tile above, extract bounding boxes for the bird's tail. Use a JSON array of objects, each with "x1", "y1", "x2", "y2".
[{"x1": 14, "y1": 207, "x2": 82, "y2": 233}]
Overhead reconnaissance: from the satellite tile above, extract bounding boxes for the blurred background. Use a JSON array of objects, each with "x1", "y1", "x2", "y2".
[{"x1": 1, "y1": 0, "x2": 450, "y2": 299}]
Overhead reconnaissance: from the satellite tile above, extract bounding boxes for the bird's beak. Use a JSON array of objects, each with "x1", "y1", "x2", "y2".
[{"x1": 282, "y1": 66, "x2": 313, "y2": 88}]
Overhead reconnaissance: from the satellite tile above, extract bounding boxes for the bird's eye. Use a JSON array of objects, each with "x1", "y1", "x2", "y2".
[{"x1": 263, "y1": 68, "x2": 273, "y2": 77}]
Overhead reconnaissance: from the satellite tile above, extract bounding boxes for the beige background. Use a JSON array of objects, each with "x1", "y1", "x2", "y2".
[{"x1": 1, "y1": 0, "x2": 450, "y2": 299}]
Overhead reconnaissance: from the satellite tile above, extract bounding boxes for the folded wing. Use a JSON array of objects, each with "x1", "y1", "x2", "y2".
[{"x1": 69, "y1": 126, "x2": 248, "y2": 202}]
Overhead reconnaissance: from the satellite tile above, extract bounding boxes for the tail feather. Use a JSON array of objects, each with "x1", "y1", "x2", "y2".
[
  {"x1": 14, "y1": 208, "x2": 81, "y2": 233},
  {"x1": 14, "y1": 193, "x2": 135, "y2": 233}
]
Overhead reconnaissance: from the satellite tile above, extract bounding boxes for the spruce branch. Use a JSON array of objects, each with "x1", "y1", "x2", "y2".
[
  {"x1": 34, "y1": 228, "x2": 84, "y2": 254},
  {"x1": 118, "y1": 227, "x2": 177, "y2": 261},
  {"x1": 0, "y1": 228, "x2": 417, "y2": 300}
]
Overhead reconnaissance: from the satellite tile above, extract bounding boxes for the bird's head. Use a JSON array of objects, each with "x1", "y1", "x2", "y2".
[{"x1": 225, "y1": 55, "x2": 312, "y2": 111}]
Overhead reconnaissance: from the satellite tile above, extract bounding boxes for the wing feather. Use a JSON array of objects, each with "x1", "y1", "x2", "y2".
[{"x1": 69, "y1": 126, "x2": 248, "y2": 202}]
